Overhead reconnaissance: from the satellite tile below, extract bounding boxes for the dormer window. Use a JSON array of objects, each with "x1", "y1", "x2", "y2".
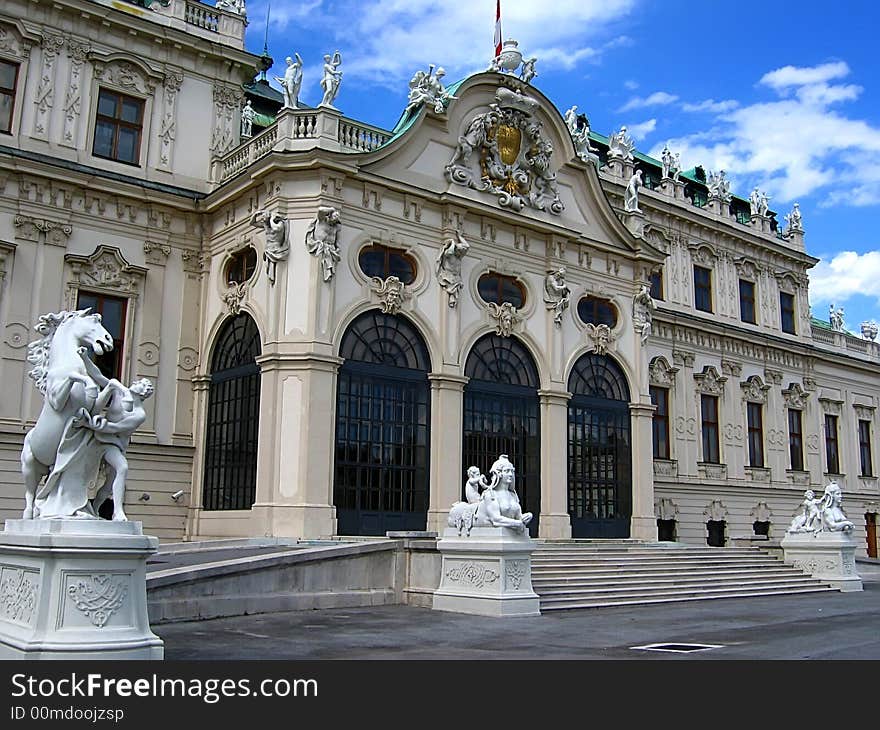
[
  {"x1": 477, "y1": 273, "x2": 526, "y2": 308},
  {"x1": 358, "y1": 244, "x2": 417, "y2": 283}
]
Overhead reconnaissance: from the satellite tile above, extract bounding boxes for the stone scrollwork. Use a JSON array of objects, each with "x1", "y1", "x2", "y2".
[
  {"x1": 445, "y1": 562, "x2": 499, "y2": 588},
  {"x1": 741, "y1": 375, "x2": 770, "y2": 404},
  {"x1": 445, "y1": 87, "x2": 564, "y2": 215},
  {"x1": 782, "y1": 382, "x2": 809, "y2": 410},
  {"x1": 66, "y1": 574, "x2": 128, "y2": 627},
  {"x1": 372, "y1": 276, "x2": 409, "y2": 315},
  {"x1": 0, "y1": 567, "x2": 40, "y2": 626},
  {"x1": 694, "y1": 365, "x2": 726, "y2": 396},
  {"x1": 488, "y1": 301, "x2": 519, "y2": 337},
  {"x1": 649, "y1": 356, "x2": 679, "y2": 387}
]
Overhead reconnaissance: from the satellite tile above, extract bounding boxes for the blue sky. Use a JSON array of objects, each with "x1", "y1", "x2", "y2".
[{"x1": 242, "y1": 0, "x2": 880, "y2": 333}]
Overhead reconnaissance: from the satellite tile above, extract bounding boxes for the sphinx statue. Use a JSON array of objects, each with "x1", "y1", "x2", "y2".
[{"x1": 448, "y1": 455, "x2": 533, "y2": 535}]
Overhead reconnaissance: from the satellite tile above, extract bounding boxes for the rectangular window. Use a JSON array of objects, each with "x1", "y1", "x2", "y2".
[
  {"x1": 649, "y1": 270, "x2": 664, "y2": 301},
  {"x1": 650, "y1": 386, "x2": 670, "y2": 460},
  {"x1": 780, "y1": 292, "x2": 796, "y2": 334},
  {"x1": 0, "y1": 59, "x2": 19, "y2": 134},
  {"x1": 701, "y1": 394, "x2": 720, "y2": 464},
  {"x1": 75, "y1": 291, "x2": 127, "y2": 379},
  {"x1": 859, "y1": 419, "x2": 873, "y2": 477},
  {"x1": 694, "y1": 265, "x2": 712, "y2": 313},
  {"x1": 788, "y1": 408, "x2": 804, "y2": 471},
  {"x1": 92, "y1": 88, "x2": 144, "y2": 165},
  {"x1": 747, "y1": 402, "x2": 764, "y2": 468},
  {"x1": 739, "y1": 279, "x2": 756, "y2": 324},
  {"x1": 825, "y1": 414, "x2": 840, "y2": 474}
]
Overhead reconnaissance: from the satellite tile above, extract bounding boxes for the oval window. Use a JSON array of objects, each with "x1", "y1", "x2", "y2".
[
  {"x1": 358, "y1": 244, "x2": 417, "y2": 284},
  {"x1": 225, "y1": 247, "x2": 258, "y2": 285},
  {"x1": 577, "y1": 296, "x2": 617, "y2": 328},
  {"x1": 477, "y1": 273, "x2": 526, "y2": 309}
]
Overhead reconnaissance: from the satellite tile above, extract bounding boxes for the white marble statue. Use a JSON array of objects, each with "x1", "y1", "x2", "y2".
[
  {"x1": 788, "y1": 482, "x2": 854, "y2": 533},
  {"x1": 215, "y1": 0, "x2": 245, "y2": 14},
  {"x1": 661, "y1": 144, "x2": 673, "y2": 180},
  {"x1": 707, "y1": 170, "x2": 731, "y2": 201},
  {"x1": 784, "y1": 202, "x2": 803, "y2": 232},
  {"x1": 632, "y1": 283, "x2": 656, "y2": 343},
  {"x1": 788, "y1": 489, "x2": 821, "y2": 533},
  {"x1": 672, "y1": 152, "x2": 681, "y2": 182},
  {"x1": 519, "y1": 57, "x2": 537, "y2": 84},
  {"x1": 250, "y1": 209, "x2": 289, "y2": 284},
  {"x1": 19, "y1": 310, "x2": 154, "y2": 520},
  {"x1": 624, "y1": 170, "x2": 642, "y2": 213},
  {"x1": 275, "y1": 53, "x2": 304, "y2": 110},
  {"x1": 543, "y1": 267, "x2": 570, "y2": 327},
  {"x1": 564, "y1": 105, "x2": 595, "y2": 162},
  {"x1": 305, "y1": 205, "x2": 341, "y2": 282},
  {"x1": 607, "y1": 125, "x2": 635, "y2": 162},
  {"x1": 405, "y1": 65, "x2": 456, "y2": 115},
  {"x1": 436, "y1": 230, "x2": 470, "y2": 307},
  {"x1": 748, "y1": 187, "x2": 770, "y2": 217},
  {"x1": 490, "y1": 38, "x2": 523, "y2": 73},
  {"x1": 319, "y1": 51, "x2": 343, "y2": 108},
  {"x1": 829, "y1": 304, "x2": 845, "y2": 332},
  {"x1": 448, "y1": 455, "x2": 533, "y2": 535},
  {"x1": 240, "y1": 100, "x2": 255, "y2": 138},
  {"x1": 860, "y1": 321, "x2": 878, "y2": 341}
]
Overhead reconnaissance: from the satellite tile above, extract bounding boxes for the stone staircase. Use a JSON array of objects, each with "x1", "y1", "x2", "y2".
[{"x1": 532, "y1": 541, "x2": 836, "y2": 610}]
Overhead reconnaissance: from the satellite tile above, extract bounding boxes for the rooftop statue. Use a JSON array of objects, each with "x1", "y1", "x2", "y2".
[
  {"x1": 447, "y1": 455, "x2": 533, "y2": 535},
  {"x1": 707, "y1": 169, "x2": 731, "y2": 201},
  {"x1": 543, "y1": 267, "x2": 571, "y2": 328},
  {"x1": 519, "y1": 57, "x2": 537, "y2": 84},
  {"x1": 607, "y1": 124, "x2": 635, "y2": 162},
  {"x1": 829, "y1": 304, "x2": 845, "y2": 332},
  {"x1": 275, "y1": 53, "x2": 304, "y2": 110},
  {"x1": 240, "y1": 100, "x2": 255, "y2": 138},
  {"x1": 787, "y1": 482, "x2": 854, "y2": 533},
  {"x1": 624, "y1": 169, "x2": 642, "y2": 213},
  {"x1": 20, "y1": 310, "x2": 151, "y2": 520},
  {"x1": 489, "y1": 38, "x2": 523, "y2": 73},
  {"x1": 319, "y1": 51, "x2": 343, "y2": 108},
  {"x1": 748, "y1": 187, "x2": 770, "y2": 216},
  {"x1": 672, "y1": 152, "x2": 681, "y2": 182},
  {"x1": 250, "y1": 209, "x2": 290, "y2": 285},
  {"x1": 860, "y1": 321, "x2": 878, "y2": 342},
  {"x1": 564, "y1": 105, "x2": 595, "y2": 162},
  {"x1": 661, "y1": 144, "x2": 673, "y2": 180},
  {"x1": 215, "y1": 0, "x2": 246, "y2": 14},
  {"x1": 784, "y1": 202, "x2": 803, "y2": 233},
  {"x1": 405, "y1": 65, "x2": 456, "y2": 115}
]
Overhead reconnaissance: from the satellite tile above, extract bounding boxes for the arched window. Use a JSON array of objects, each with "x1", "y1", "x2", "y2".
[
  {"x1": 477, "y1": 272, "x2": 526, "y2": 309},
  {"x1": 577, "y1": 296, "x2": 617, "y2": 328},
  {"x1": 225, "y1": 247, "x2": 257, "y2": 285},
  {"x1": 358, "y1": 243, "x2": 417, "y2": 283},
  {"x1": 334, "y1": 310, "x2": 431, "y2": 535},
  {"x1": 202, "y1": 313, "x2": 261, "y2": 511},
  {"x1": 463, "y1": 334, "x2": 540, "y2": 536},
  {"x1": 567, "y1": 353, "x2": 632, "y2": 538}
]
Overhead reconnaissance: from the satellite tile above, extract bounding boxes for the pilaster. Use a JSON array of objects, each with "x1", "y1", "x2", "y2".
[
  {"x1": 426, "y1": 373, "x2": 468, "y2": 533},
  {"x1": 538, "y1": 389, "x2": 572, "y2": 539},
  {"x1": 630, "y1": 402, "x2": 658, "y2": 540}
]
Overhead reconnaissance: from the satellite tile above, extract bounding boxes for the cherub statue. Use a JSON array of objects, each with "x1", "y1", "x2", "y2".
[
  {"x1": 405, "y1": 65, "x2": 456, "y2": 115},
  {"x1": 305, "y1": 206, "x2": 341, "y2": 282},
  {"x1": 788, "y1": 489, "x2": 821, "y2": 533},
  {"x1": 464, "y1": 465, "x2": 489, "y2": 504},
  {"x1": 250, "y1": 209, "x2": 289, "y2": 285}
]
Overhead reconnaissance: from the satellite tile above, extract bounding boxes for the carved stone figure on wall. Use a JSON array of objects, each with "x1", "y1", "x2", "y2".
[
  {"x1": 564, "y1": 105, "x2": 595, "y2": 162},
  {"x1": 585, "y1": 323, "x2": 613, "y2": 355},
  {"x1": 240, "y1": 100, "x2": 256, "y2": 138},
  {"x1": 488, "y1": 301, "x2": 518, "y2": 337},
  {"x1": 543, "y1": 267, "x2": 570, "y2": 327},
  {"x1": 607, "y1": 125, "x2": 635, "y2": 162},
  {"x1": 436, "y1": 230, "x2": 470, "y2": 307},
  {"x1": 250, "y1": 210, "x2": 290, "y2": 285},
  {"x1": 632, "y1": 283, "x2": 656, "y2": 343},
  {"x1": 305, "y1": 206, "x2": 341, "y2": 282},
  {"x1": 406, "y1": 65, "x2": 456, "y2": 115},
  {"x1": 372, "y1": 276, "x2": 408, "y2": 314},
  {"x1": 624, "y1": 170, "x2": 642, "y2": 213},
  {"x1": 445, "y1": 87, "x2": 564, "y2": 215},
  {"x1": 275, "y1": 53, "x2": 304, "y2": 110},
  {"x1": 319, "y1": 51, "x2": 343, "y2": 108}
]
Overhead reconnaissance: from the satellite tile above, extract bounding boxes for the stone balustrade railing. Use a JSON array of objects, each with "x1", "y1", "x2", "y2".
[
  {"x1": 810, "y1": 323, "x2": 879, "y2": 361},
  {"x1": 213, "y1": 108, "x2": 392, "y2": 184}
]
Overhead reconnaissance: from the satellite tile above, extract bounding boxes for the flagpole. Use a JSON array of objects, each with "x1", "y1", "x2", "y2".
[{"x1": 494, "y1": 0, "x2": 502, "y2": 59}]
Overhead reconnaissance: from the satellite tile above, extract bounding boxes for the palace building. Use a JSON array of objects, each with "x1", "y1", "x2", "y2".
[{"x1": 1, "y1": 0, "x2": 878, "y2": 558}]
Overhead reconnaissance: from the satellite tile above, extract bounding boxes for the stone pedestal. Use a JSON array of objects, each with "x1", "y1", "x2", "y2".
[
  {"x1": 0, "y1": 519, "x2": 164, "y2": 659},
  {"x1": 433, "y1": 527, "x2": 540, "y2": 617},
  {"x1": 623, "y1": 209, "x2": 646, "y2": 238},
  {"x1": 781, "y1": 531, "x2": 863, "y2": 592}
]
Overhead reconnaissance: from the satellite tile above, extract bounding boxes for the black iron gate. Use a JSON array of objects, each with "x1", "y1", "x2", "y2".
[
  {"x1": 333, "y1": 311, "x2": 431, "y2": 536},
  {"x1": 567, "y1": 354, "x2": 632, "y2": 538},
  {"x1": 462, "y1": 335, "x2": 541, "y2": 537}
]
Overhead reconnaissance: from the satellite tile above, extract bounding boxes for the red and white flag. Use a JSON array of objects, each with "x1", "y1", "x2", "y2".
[{"x1": 494, "y1": 0, "x2": 502, "y2": 58}]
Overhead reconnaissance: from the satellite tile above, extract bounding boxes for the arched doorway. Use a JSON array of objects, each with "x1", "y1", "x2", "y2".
[
  {"x1": 334, "y1": 310, "x2": 431, "y2": 535},
  {"x1": 463, "y1": 334, "x2": 541, "y2": 537},
  {"x1": 567, "y1": 353, "x2": 632, "y2": 538},
  {"x1": 202, "y1": 313, "x2": 262, "y2": 511}
]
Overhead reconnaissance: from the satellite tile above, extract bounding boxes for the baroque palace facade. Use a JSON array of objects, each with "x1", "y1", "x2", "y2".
[{"x1": 0, "y1": 0, "x2": 878, "y2": 555}]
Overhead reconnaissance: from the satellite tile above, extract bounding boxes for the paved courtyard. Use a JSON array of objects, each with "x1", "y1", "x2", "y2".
[{"x1": 155, "y1": 560, "x2": 880, "y2": 660}]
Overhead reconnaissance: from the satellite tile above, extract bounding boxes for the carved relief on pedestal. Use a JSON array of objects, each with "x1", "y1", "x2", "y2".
[
  {"x1": 504, "y1": 560, "x2": 526, "y2": 591},
  {"x1": 0, "y1": 566, "x2": 40, "y2": 627},
  {"x1": 62, "y1": 39, "x2": 90, "y2": 147},
  {"x1": 65, "y1": 573, "x2": 128, "y2": 628},
  {"x1": 32, "y1": 33, "x2": 64, "y2": 139},
  {"x1": 445, "y1": 561, "x2": 500, "y2": 590}
]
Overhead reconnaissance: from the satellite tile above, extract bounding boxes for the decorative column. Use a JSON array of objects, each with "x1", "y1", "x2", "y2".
[
  {"x1": 538, "y1": 389, "x2": 572, "y2": 539},
  {"x1": 426, "y1": 373, "x2": 468, "y2": 534},
  {"x1": 671, "y1": 350, "x2": 697, "y2": 476},
  {"x1": 630, "y1": 401, "x2": 659, "y2": 540},
  {"x1": 60, "y1": 38, "x2": 89, "y2": 148},
  {"x1": 250, "y1": 353, "x2": 342, "y2": 539},
  {"x1": 157, "y1": 70, "x2": 183, "y2": 171},
  {"x1": 32, "y1": 32, "x2": 64, "y2": 140},
  {"x1": 721, "y1": 359, "x2": 745, "y2": 479}
]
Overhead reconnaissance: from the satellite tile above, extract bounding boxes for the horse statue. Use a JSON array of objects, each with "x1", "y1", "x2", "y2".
[{"x1": 20, "y1": 310, "x2": 114, "y2": 519}]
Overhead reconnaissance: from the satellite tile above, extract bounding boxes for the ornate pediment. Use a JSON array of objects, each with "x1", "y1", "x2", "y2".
[
  {"x1": 703, "y1": 499, "x2": 728, "y2": 522},
  {"x1": 655, "y1": 497, "x2": 679, "y2": 521},
  {"x1": 741, "y1": 375, "x2": 770, "y2": 404},
  {"x1": 445, "y1": 87, "x2": 564, "y2": 215},
  {"x1": 694, "y1": 365, "x2": 726, "y2": 396},
  {"x1": 92, "y1": 55, "x2": 161, "y2": 95},
  {"x1": 782, "y1": 382, "x2": 809, "y2": 410},
  {"x1": 649, "y1": 356, "x2": 679, "y2": 387},
  {"x1": 65, "y1": 245, "x2": 147, "y2": 303}
]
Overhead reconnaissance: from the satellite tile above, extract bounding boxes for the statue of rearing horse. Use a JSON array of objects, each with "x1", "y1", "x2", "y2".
[{"x1": 20, "y1": 310, "x2": 114, "y2": 519}]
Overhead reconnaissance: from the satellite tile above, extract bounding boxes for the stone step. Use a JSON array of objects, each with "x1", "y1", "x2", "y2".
[
  {"x1": 536, "y1": 576, "x2": 825, "y2": 598},
  {"x1": 532, "y1": 557, "x2": 784, "y2": 570},
  {"x1": 533, "y1": 547, "x2": 765, "y2": 556},
  {"x1": 532, "y1": 569, "x2": 809, "y2": 586},
  {"x1": 538, "y1": 585, "x2": 837, "y2": 610}
]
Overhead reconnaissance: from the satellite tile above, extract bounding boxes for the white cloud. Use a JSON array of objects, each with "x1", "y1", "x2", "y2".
[
  {"x1": 618, "y1": 91, "x2": 678, "y2": 112},
  {"x1": 624, "y1": 79, "x2": 639, "y2": 91},
  {"x1": 625, "y1": 118, "x2": 656, "y2": 141},
  {"x1": 808, "y1": 250, "x2": 880, "y2": 307},
  {"x1": 248, "y1": 0, "x2": 639, "y2": 88},
  {"x1": 648, "y1": 62, "x2": 880, "y2": 207},
  {"x1": 681, "y1": 98, "x2": 739, "y2": 113}
]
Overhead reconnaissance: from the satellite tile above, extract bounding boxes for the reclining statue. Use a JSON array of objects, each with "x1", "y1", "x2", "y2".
[{"x1": 448, "y1": 455, "x2": 533, "y2": 535}]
